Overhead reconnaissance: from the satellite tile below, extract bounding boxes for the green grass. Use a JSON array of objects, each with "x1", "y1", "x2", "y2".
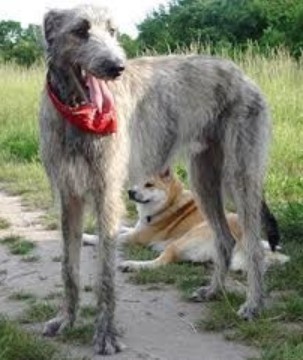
[
  {"x1": 0, "y1": 317, "x2": 62, "y2": 360},
  {"x1": 124, "y1": 244, "x2": 207, "y2": 297},
  {"x1": 0, "y1": 235, "x2": 36, "y2": 255},
  {"x1": 0, "y1": 51, "x2": 302, "y2": 359},
  {"x1": 8, "y1": 291, "x2": 37, "y2": 302},
  {"x1": 79, "y1": 305, "x2": 97, "y2": 318},
  {"x1": 0, "y1": 217, "x2": 10, "y2": 229},
  {"x1": 20, "y1": 302, "x2": 57, "y2": 324},
  {"x1": 60, "y1": 323, "x2": 94, "y2": 346}
]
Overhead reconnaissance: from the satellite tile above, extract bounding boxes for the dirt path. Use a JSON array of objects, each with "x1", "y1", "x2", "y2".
[{"x1": 0, "y1": 191, "x2": 258, "y2": 360}]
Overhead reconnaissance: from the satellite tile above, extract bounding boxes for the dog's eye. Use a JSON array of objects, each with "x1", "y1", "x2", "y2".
[
  {"x1": 144, "y1": 182, "x2": 154, "y2": 188},
  {"x1": 72, "y1": 19, "x2": 90, "y2": 39}
]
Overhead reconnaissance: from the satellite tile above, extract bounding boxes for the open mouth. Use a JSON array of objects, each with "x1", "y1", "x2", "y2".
[
  {"x1": 72, "y1": 65, "x2": 116, "y2": 113},
  {"x1": 128, "y1": 191, "x2": 151, "y2": 204},
  {"x1": 133, "y1": 199, "x2": 151, "y2": 204}
]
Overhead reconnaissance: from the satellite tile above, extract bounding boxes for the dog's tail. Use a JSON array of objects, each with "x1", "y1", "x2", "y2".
[{"x1": 261, "y1": 199, "x2": 280, "y2": 252}]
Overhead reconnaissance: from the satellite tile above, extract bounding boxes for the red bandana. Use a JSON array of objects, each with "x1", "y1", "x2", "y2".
[{"x1": 46, "y1": 80, "x2": 117, "y2": 135}]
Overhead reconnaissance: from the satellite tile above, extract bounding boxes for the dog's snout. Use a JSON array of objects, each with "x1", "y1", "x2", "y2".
[{"x1": 128, "y1": 189, "x2": 136, "y2": 200}]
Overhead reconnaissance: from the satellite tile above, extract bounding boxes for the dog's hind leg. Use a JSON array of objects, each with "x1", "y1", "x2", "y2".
[
  {"x1": 189, "y1": 138, "x2": 236, "y2": 301},
  {"x1": 231, "y1": 94, "x2": 270, "y2": 319},
  {"x1": 93, "y1": 178, "x2": 124, "y2": 355},
  {"x1": 43, "y1": 193, "x2": 84, "y2": 336},
  {"x1": 232, "y1": 153, "x2": 266, "y2": 319}
]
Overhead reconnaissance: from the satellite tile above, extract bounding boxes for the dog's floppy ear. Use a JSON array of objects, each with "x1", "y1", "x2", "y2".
[
  {"x1": 43, "y1": 10, "x2": 66, "y2": 45},
  {"x1": 159, "y1": 167, "x2": 172, "y2": 181}
]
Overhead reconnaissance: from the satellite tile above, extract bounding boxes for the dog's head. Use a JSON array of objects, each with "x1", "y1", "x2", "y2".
[
  {"x1": 128, "y1": 168, "x2": 183, "y2": 218},
  {"x1": 43, "y1": 5, "x2": 126, "y2": 109}
]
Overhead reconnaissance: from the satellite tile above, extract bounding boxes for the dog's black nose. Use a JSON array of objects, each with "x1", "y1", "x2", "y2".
[
  {"x1": 128, "y1": 189, "x2": 136, "y2": 200},
  {"x1": 106, "y1": 63, "x2": 125, "y2": 78}
]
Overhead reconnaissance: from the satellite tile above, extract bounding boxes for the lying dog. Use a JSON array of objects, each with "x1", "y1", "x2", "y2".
[{"x1": 112, "y1": 170, "x2": 289, "y2": 272}]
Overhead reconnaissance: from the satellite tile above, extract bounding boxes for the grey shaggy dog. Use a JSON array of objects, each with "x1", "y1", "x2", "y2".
[{"x1": 40, "y1": 4, "x2": 271, "y2": 355}]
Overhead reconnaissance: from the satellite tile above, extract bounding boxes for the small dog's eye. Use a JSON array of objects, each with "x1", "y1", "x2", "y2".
[
  {"x1": 72, "y1": 19, "x2": 90, "y2": 39},
  {"x1": 144, "y1": 182, "x2": 154, "y2": 188}
]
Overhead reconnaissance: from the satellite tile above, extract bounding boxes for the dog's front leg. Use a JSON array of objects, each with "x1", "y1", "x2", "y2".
[
  {"x1": 93, "y1": 185, "x2": 124, "y2": 355},
  {"x1": 43, "y1": 193, "x2": 84, "y2": 336}
]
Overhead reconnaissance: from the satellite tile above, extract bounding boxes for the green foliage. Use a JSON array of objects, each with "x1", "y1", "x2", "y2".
[
  {"x1": 0, "y1": 317, "x2": 61, "y2": 360},
  {"x1": 0, "y1": 21, "x2": 43, "y2": 67},
  {"x1": 119, "y1": 33, "x2": 139, "y2": 58},
  {"x1": 137, "y1": 0, "x2": 303, "y2": 57},
  {"x1": 0, "y1": 235, "x2": 36, "y2": 255}
]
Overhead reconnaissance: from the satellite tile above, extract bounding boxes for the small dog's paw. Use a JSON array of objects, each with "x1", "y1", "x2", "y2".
[
  {"x1": 43, "y1": 316, "x2": 72, "y2": 337},
  {"x1": 237, "y1": 302, "x2": 260, "y2": 320},
  {"x1": 118, "y1": 261, "x2": 134, "y2": 272},
  {"x1": 94, "y1": 331, "x2": 124, "y2": 355},
  {"x1": 190, "y1": 286, "x2": 219, "y2": 302}
]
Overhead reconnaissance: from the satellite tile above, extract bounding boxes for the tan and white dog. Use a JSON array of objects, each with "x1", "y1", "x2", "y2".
[{"x1": 112, "y1": 170, "x2": 289, "y2": 272}]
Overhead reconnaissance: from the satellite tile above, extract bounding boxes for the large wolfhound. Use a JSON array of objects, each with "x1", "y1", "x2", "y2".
[{"x1": 40, "y1": 4, "x2": 271, "y2": 355}]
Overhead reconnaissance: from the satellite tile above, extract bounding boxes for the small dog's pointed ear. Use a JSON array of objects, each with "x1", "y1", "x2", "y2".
[
  {"x1": 159, "y1": 167, "x2": 172, "y2": 181},
  {"x1": 43, "y1": 10, "x2": 66, "y2": 45}
]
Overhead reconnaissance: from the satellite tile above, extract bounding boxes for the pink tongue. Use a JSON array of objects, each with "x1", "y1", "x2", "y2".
[{"x1": 86, "y1": 74, "x2": 114, "y2": 113}]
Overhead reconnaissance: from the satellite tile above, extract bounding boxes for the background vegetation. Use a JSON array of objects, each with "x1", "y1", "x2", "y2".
[{"x1": 1, "y1": 0, "x2": 303, "y2": 64}]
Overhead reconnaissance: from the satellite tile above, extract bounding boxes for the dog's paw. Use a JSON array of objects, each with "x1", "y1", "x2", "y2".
[
  {"x1": 93, "y1": 330, "x2": 124, "y2": 355},
  {"x1": 43, "y1": 315, "x2": 72, "y2": 337},
  {"x1": 237, "y1": 302, "x2": 261, "y2": 320},
  {"x1": 189, "y1": 286, "x2": 220, "y2": 302},
  {"x1": 118, "y1": 261, "x2": 136, "y2": 272}
]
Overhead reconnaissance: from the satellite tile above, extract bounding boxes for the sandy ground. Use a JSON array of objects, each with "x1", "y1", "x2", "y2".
[{"x1": 0, "y1": 190, "x2": 258, "y2": 360}]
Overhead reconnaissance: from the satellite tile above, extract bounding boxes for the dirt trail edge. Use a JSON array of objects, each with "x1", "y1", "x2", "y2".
[{"x1": 0, "y1": 190, "x2": 258, "y2": 360}]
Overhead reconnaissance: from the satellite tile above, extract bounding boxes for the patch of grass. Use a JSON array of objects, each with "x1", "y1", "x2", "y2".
[
  {"x1": 0, "y1": 217, "x2": 10, "y2": 229},
  {"x1": 0, "y1": 316, "x2": 62, "y2": 360},
  {"x1": 0, "y1": 235, "x2": 36, "y2": 255},
  {"x1": 60, "y1": 323, "x2": 94, "y2": 345},
  {"x1": 9, "y1": 291, "x2": 37, "y2": 302},
  {"x1": 0, "y1": 162, "x2": 51, "y2": 210},
  {"x1": 21, "y1": 255, "x2": 40, "y2": 262},
  {"x1": 0, "y1": 235, "x2": 21, "y2": 245},
  {"x1": 79, "y1": 305, "x2": 97, "y2": 318},
  {"x1": 10, "y1": 240, "x2": 36, "y2": 255},
  {"x1": 20, "y1": 302, "x2": 57, "y2": 324},
  {"x1": 124, "y1": 244, "x2": 206, "y2": 298},
  {"x1": 198, "y1": 292, "x2": 303, "y2": 357},
  {"x1": 260, "y1": 341, "x2": 303, "y2": 360}
]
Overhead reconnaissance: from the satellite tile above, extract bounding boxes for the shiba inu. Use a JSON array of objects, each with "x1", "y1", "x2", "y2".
[{"x1": 116, "y1": 170, "x2": 289, "y2": 272}]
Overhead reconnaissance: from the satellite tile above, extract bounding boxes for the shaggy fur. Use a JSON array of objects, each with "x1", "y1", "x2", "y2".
[{"x1": 40, "y1": 4, "x2": 271, "y2": 355}]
